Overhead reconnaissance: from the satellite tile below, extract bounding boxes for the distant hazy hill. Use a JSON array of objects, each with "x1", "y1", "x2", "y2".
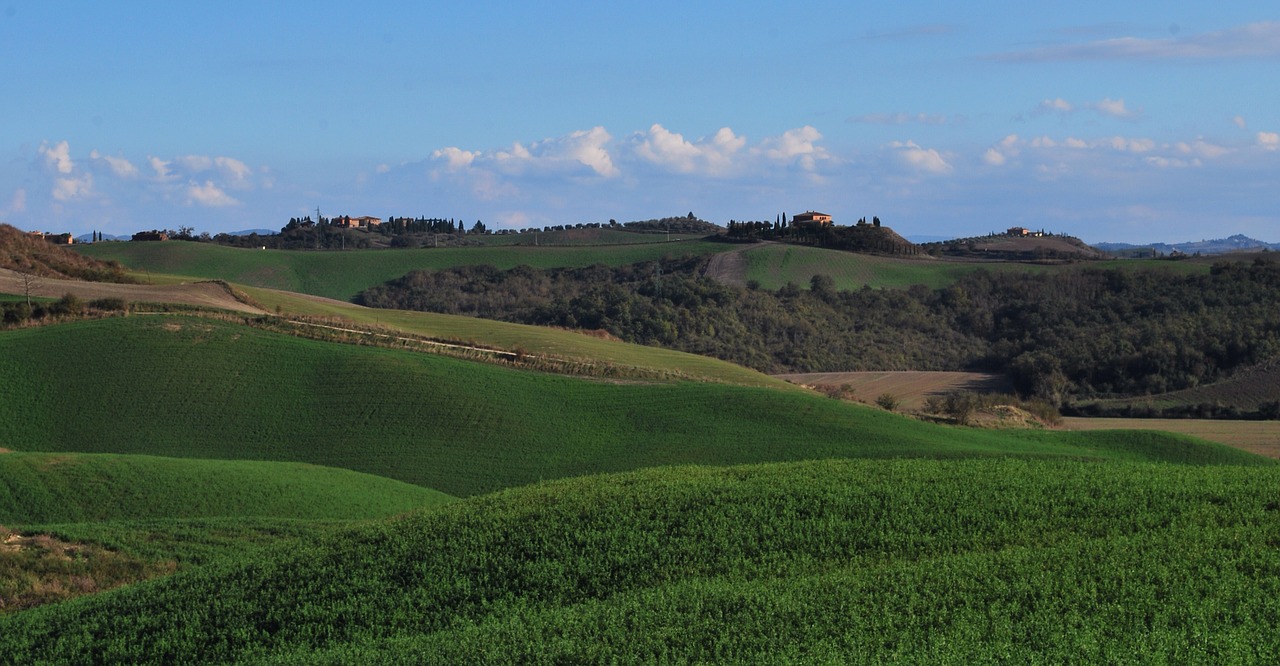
[{"x1": 1096, "y1": 234, "x2": 1280, "y2": 256}]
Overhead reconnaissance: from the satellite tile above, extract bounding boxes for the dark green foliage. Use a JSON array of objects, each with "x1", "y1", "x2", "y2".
[
  {"x1": 360, "y1": 257, "x2": 1280, "y2": 403},
  {"x1": 358, "y1": 258, "x2": 987, "y2": 374},
  {"x1": 3, "y1": 459, "x2": 1279, "y2": 663},
  {"x1": 621, "y1": 215, "x2": 721, "y2": 234},
  {"x1": 727, "y1": 216, "x2": 921, "y2": 255}
]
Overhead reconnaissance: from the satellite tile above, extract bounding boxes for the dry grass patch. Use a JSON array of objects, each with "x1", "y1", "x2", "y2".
[{"x1": 0, "y1": 528, "x2": 176, "y2": 613}]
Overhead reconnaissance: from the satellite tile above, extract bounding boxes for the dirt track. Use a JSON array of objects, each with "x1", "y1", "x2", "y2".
[
  {"x1": 701, "y1": 244, "x2": 753, "y2": 286},
  {"x1": 0, "y1": 269, "x2": 267, "y2": 314}
]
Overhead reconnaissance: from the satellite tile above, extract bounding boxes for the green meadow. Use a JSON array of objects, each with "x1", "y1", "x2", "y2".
[
  {"x1": 2, "y1": 241, "x2": 1275, "y2": 660},
  {"x1": 0, "y1": 451, "x2": 450, "y2": 525},
  {"x1": 78, "y1": 239, "x2": 730, "y2": 301},
  {"x1": 3, "y1": 459, "x2": 1279, "y2": 663},
  {"x1": 739, "y1": 243, "x2": 1210, "y2": 291},
  {"x1": 2, "y1": 316, "x2": 1260, "y2": 499}
]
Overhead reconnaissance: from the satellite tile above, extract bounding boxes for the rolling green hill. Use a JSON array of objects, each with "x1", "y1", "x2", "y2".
[
  {"x1": 471, "y1": 228, "x2": 708, "y2": 246},
  {"x1": 0, "y1": 451, "x2": 450, "y2": 525},
  {"x1": 2, "y1": 316, "x2": 1262, "y2": 498},
  {"x1": 738, "y1": 243, "x2": 1209, "y2": 291},
  {"x1": 77, "y1": 239, "x2": 731, "y2": 301},
  {"x1": 3, "y1": 458, "x2": 1279, "y2": 663}
]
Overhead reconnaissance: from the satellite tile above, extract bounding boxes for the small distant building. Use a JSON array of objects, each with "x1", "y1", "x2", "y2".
[
  {"x1": 334, "y1": 215, "x2": 382, "y2": 229},
  {"x1": 793, "y1": 211, "x2": 833, "y2": 226},
  {"x1": 1008, "y1": 226, "x2": 1030, "y2": 236},
  {"x1": 32, "y1": 231, "x2": 74, "y2": 244}
]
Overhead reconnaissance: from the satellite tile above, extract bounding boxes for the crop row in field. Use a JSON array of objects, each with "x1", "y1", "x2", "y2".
[{"x1": 3, "y1": 458, "x2": 1279, "y2": 662}]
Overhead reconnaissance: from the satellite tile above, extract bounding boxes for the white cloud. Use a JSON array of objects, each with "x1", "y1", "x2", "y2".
[
  {"x1": 168, "y1": 155, "x2": 251, "y2": 182},
  {"x1": 431, "y1": 146, "x2": 479, "y2": 171},
  {"x1": 633, "y1": 124, "x2": 745, "y2": 176},
  {"x1": 215, "y1": 156, "x2": 251, "y2": 181},
  {"x1": 1036, "y1": 98, "x2": 1074, "y2": 114},
  {"x1": 1092, "y1": 98, "x2": 1138, "y2": 119},
  {"x1": 175, "y1": 155, "x2": 213, "y2": 172},
  {"x1": 1174, "y1": 139, "x2": 1230, "y2": 159},
  {"x1": 755, "y1": 126, "x2": 830, "y2": 171},
  {"x1": 1233, "y1": 115, "x2": 1248, "y2": 129},
  {"x1": 375, "y1": 163, "x2": 391, "y2": 174},
  {"x1": 149, "y1": 156, "x2": 174, "y2": 180},
  {"x1": 992, "y1": 21, "x2": 1280, "y2": 62},
  {"x1": 186, "y1": 180, "x2": 239, "y2": 207},
  {"x1": 983, "y1": 134, "x2": 1021, "y2": 165},
  {"x1": 1145, "y1": 156, "x2": 1200, "y2": 169},
  {"x1": 1031, "y1": 97, "x2": 1140, "y2": 120},
  {"x1": 52, "y1": 173, "x2": 93, "y2": 201},
  {"x1": 889, "y1": 140, "x2": 952, "y2": 174},
  {"x1": 39, "y1": 140, "x2": 74, "y2": 174},
  {"x1": 1258, "y1": 132, "x2": 1280, "y2": 151},
  {"x1": 490, "y1": 127, "x2": 618, "y2": 177},
  {"x1": 1104, "y1": 136, "x2": 1155, "y2": 153},
  {"x1": 90, "y1": 150, "x2": 139, "y2": 178}
]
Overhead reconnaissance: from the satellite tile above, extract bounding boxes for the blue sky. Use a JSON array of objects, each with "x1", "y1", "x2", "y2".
[{"x1": 3, "y1": 2, "x2": 1278, "y2": 243}]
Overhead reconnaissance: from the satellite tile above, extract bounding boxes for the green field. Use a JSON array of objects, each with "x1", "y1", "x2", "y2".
[
  {"x1": 242, "y1": 290, "x2": 795, "y2": 388},
  {"x1": 3, "y1": 458, "x2": 1279, "y2": 663},
  {"x1": 5, "y1": 242, "x2": 1277, "y2": 659},
  {"x1": 470, "y1": 228, "x2": 708, "y2": 246},
  {"x1": 0, "y1": 451, "x2": 450, "y2": 525},
  {"x1": 78, "y1": 239, "x2": 731, "y2": 301},
  {"x1": 739, "y1": 243, "x2": 1210, "y2": 291},
  {"x1": 2, "y1": 316, "x2": 1260, "y2": 498}
]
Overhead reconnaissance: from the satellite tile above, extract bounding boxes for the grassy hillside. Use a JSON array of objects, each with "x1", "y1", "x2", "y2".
[
  {"x1": 472, "y1": 228, "x2": 707, "y2": 246},
  {"x1": 738, "y1": 243, "x2": 1209, "y2": 291},
  {"x1": 3, "y1": 458, "x2": 1279, "y2": 663},
  {"x1": 0, "y1": 451, "x2": 450, "y2": 525},
  {"x1": 241, "y1": 290, "x2": 795, "y2": 389},
  {"x1": 0, "y1": 224, "x2": 133, "y2": 282},
  {"x1": 78, "y1": 239, "x2": 730, "y2": 301},
  {"x1": 1, "y1": 316, "x2": 1263, "y2": 498}
]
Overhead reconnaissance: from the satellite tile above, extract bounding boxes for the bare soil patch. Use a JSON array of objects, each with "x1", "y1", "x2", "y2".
[
  {"x1": 0, "y1": 268, "x2": 266, "y2": 314},
  {"x1": 701, "y1": 243, "x2": 752, "y2": 286},
  {"x1": 775, "y1": 371, "x2": 1011, "y2": 411}
]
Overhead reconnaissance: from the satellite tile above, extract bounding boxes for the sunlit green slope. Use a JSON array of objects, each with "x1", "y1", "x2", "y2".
[
  {"x1": 77, "y1": 239, "x2": 731, "y2": 301},
  {"x1": 3, "y1": 459, "x2": 1278, "y2": 663},
  {"x1": 0, "y1": 316, "x2": 1264, "y2": 498},
  {"x1": 0, "y1": 451, "x2": 451, "y2": 525}
]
